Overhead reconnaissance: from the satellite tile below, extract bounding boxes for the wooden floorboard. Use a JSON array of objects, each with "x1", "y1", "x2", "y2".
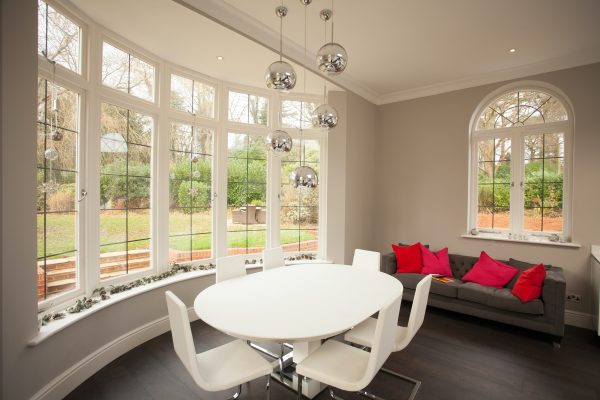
[{"x1": 65, "y1": 307, "x2": 600, "y2": 400}]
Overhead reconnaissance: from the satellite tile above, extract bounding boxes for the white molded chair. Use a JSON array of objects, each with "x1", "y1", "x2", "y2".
[
  {"x1": 344, "y1": 274, "x2": 433, "y2": 400},
  {"x1": 352, "y1": 249, "x2": 381, "y2": 272},
  {"x1": 165, "y1": 291, "x2": 272, "y2": 399},
  {"x1": 216, "y1": 255, "x2": 246, "y2": 283},
  {"x1": 262, "y1": 247, "x2": 285, "y2": 271},
  {"x1": 295, "y1": 290, "x2": 403, "y2": 400}
]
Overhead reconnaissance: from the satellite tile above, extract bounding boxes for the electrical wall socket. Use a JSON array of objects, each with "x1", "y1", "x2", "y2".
[{"x1": 566, "y1": 293, "x2": 582, "y2": 302}]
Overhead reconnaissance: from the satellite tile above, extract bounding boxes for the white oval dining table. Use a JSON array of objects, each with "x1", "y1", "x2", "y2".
[{"x1": 194, "y1": 263, "x2": 403, "y2": 398}]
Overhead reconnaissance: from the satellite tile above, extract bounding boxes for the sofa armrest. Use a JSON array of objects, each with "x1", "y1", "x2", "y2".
[
  {"x1": 381, "y1": 252, "x2": 396, "y2": 275},
  {"x1": 542, "y1": 266, "x2": 566, "y2": 336}
]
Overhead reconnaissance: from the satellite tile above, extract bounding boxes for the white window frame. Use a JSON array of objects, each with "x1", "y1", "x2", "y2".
[
  {"x1": 99, "y1": 34, "x2": 159, "y2": 105},
  {"x1": 276, "y1": 94, "x2": 327, "y2": 260},
  {"x1": 94, "y1": 96, "x2": 159, "y2": 287},
  {"x1": 468, "y1": 81, "x2": 573, "y2": 242},
  {"x1": 36, "y1": 0, "x2": 88, "y2": 310}
]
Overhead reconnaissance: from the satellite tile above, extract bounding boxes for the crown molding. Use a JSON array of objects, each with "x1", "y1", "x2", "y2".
[
  {"x1": 172, "y1": 0, "x2": 600, "y2": 107},
  {"x1": 377, "y1": 48, "x2": 600, "y2": 105},
  {"x1": 172, "y1": 0, "x2": 380, "y2": 104}
]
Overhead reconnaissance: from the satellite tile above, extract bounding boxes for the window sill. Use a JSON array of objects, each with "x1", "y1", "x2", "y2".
[
  {"x1": 461, "y1": 233, "x2": 581, "y2": 248},
  {"x1": 29, "y1": 259, "x2": 332, "y2": 346},
  {"x1": 29, "y1": 268, "x2": 216, "y2": 346}
]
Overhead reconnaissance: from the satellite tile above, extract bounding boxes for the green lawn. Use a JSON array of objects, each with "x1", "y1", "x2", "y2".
[{"x1": 38, "y1": 211, "x2": 317, "y2": 258}]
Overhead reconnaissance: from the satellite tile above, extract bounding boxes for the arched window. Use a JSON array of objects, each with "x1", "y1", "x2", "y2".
[{"x1": 469, "y1": 84, "x2": 572, "y2": 241}]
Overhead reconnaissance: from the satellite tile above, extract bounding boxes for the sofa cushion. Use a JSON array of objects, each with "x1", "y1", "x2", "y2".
[
  {"x1": 462, "y1": 251, "x2": 519, "y2": 288},
  {"x1": 394, "y1": 273, "x2": 462, "y2": 298},
  {"x1": 458, "y1": 282, "x2": 544, "y2": 315},
  {"x1": 512, "y1": 264, "x2": 546, "y2": 303},
  {"x1": 507, "y1": 258, "x2": 552, "y2": 289},
  {"x1": 392, "y1": 243, "x2": 423, "y2": 273},
  {"x1": 448, "y1": 254, "x2": 479, "y2": 279},
  {"x1": 421, "y1": 245, "x2": 453, "y2": 277}
]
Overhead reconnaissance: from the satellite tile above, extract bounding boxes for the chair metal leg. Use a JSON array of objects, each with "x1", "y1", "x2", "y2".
[
  {"x1": 248, "y1": 341, "x2": 281, "y2": 359},
  {"x1": 226, "y1": 384, "x2": 242, "y2": 400},
  {"x1": 380, "y1": 367, "x2": 421, "y2": 400},
  {"x1": 329, "y1": 388, "x2": 345, "y2": 399},
  {"x1": 296, "y1": 374, "x2": 304, "y2": 400},
  {"x1": 266, "y1": 374, "x2": 271, "y2": 400}
]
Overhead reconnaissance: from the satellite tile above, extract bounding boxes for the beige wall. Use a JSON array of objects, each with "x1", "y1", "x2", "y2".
[
  {"x1": 344, "y1": 92, "x2": 378, "y2": 263},
  {"x1": 374, "y1": 63, "x2": 600, "y2": 315},
  {"x1": 328, "y1": 91, "x2": 379, "y2": 264}
]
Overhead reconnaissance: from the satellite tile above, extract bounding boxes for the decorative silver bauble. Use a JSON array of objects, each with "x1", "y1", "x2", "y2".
[
  {"x1": 290, "y1": 165, "x2": 318, "y2": 189},
  {"x1": 192, "y1": 170, "x2": 201, "y2": 179},
  {"x1": 265, "y1": 61, "x2": 297, "y2": 91},
  {"x1": 40, "y1": 180, "x2": 59, "y2": 194},
  {"x1": 316, "y1": 42, "x2": 348, "y2": 75},
  {"x1": 44, "y1": 147, "x2": 59, "y2": 161},
  {"x1": 299, "y1": 0, "x2": 312, "y2": 4},
  {"x1": 312, "y1": 103, "x2": 338, "y2": 128},
  {"x1": 50, "y1": 129, "x2": 63, "y2": 141},
  {"x1": 266, "y1": 129, "x2": 293, "y2": 156},
  {"x1": 191, "y1": 154, "x2": 199, "y2": 163}
]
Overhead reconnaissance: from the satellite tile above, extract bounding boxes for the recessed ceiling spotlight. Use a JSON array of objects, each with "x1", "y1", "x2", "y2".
[
  {"x1": 216, "y1": 56, "x2": 224, "y2": 61},
  {"x1": 509, "y1": 48, "x2": 517, "y2": 53}
]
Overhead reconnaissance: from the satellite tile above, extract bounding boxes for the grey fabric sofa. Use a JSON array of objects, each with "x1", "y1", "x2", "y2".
[{"x1": 381, "y1": 252, "x2": 566, "y2": 338}]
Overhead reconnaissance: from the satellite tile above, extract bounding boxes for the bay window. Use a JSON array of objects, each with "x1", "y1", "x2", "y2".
[{"x1": 35, "y1": 1, "x2": 329, "y2": 309}]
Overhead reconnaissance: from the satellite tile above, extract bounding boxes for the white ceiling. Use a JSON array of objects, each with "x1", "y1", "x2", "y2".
[
  {"x1": 72, "y1": 0, "x2": 600, "y2": 104},
  {"x1": 71, "y1": 0, "x2": 338, "y2": 96}
]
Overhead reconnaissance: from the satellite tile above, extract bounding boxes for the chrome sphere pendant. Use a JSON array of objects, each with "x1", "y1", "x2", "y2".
[
  {"x1": 290, "y1": 165, "x2": 318, "y2": 189},
  {"x1": 316, "y1": 42, "x2": 347, "y2": 75},
  {"x1": 44, "y1": 147, "x2": 59, "y2": 161},
  {"x1": 265, "y1": 61, "x2": 297, "y2": 91},
  {"x1": 50, "y1": 129, "x2": 63, "y2": 141},
  {"x1": 266, "y1": 129, "x2": 293, "y2": 156},
  {"x1": 312, "y1": 104, "x2": 338, "y2": 129}
]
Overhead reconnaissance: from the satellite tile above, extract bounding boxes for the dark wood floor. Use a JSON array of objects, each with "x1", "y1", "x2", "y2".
[{"x1": 66, "y1": 307, "x2": 600, "y2": 400}]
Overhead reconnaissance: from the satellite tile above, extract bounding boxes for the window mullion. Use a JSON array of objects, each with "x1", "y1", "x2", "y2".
[
  {"x1": 511, "y1": 132, "x2": 524, "y2": 235},
  {"x1": 85, "y1": 23, "x2": 103, "y2": 295},
  {"x1": 155, "y1": 60, "x2": 170, "y2": 271}
]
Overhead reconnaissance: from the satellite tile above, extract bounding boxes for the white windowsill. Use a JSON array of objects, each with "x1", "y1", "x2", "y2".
[
  {"x1": 461, "y1": 233, "x2": 581, "y2": 248},
  {"x1": 30, "y1": 259, "x2": 332, "y2": 346},
  {"x1": 29, "y1": 269, "x2": 216, "y2": 346}
]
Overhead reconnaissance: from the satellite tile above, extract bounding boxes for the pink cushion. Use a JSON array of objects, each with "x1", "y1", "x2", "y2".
[
  {"x1": 421, "y1": 245, "x2": 453, "y2": 277},
  {"x1": 462, "y1": 251, "x2": 519, "y2": 288},
  {"x1": 512, "y1": 264, "x2": 546, "y2": 302}
]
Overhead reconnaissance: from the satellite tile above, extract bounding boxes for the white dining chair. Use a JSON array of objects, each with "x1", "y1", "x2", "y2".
[
  {"x1": 165, "y1": 291, "x2": 273, "y2": 399},
  {"x1": 344, "y1": 274, "x2": 433, "y2": 400},
  {"x1": 295, "y1": 290, "x2": 403, "y2": 400},
  {"x1": 352, "y1": 249, "x2": 381, "y2": 272},
  {"x1": 262, "y1": 247, "x2": 285, "y2": 271},
  {"x1": 216, "y1": 254, "x2": 246, "y2": 283}
]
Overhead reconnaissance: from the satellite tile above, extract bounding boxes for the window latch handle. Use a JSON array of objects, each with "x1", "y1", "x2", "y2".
[{"x1": 78, "y1": 189, "x2": 87, "y2": 202}]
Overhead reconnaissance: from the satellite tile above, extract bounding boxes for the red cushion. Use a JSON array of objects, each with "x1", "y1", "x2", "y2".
[
  {"x1": 421, "y1": 245, "x2": 453, "y2": 277},
  {"x1": 392, "y1": 243, "x2": 423, "y2": 273},
  {"x1": 462, "y1": 251, "x2": 519, "y2": 288},
  {"x1": 512, "y1": 264, "x2": 546, "y2": 302}
]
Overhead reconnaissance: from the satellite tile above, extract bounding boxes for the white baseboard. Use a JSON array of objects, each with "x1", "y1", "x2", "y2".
[
  {"x1": 565, "y1": 310, "x2": 594, "y2": 330},
  {"x1": 31, "y1": 308, "x2": 198, "y2": 400}
]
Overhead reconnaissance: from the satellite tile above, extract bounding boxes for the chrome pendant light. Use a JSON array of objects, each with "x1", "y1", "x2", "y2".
[
  {"x1": 265, "y1": 4, "x2": 296, "y2": 91},
  {"x1": 312, "y1": 9, "x2": 338, "y2": 129},
  {"x1": 291, "y1": 0, "x2": 318, "y2": 189},
  {"x1": 291, "y1": 164, "x2": 318, "y2": 189},
  {"x1": 266, "y1": 129, "x2": 293, "y2": 156},
  {"x1": 316, "y1": 3, "x2": 347, "y2": 75}
]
